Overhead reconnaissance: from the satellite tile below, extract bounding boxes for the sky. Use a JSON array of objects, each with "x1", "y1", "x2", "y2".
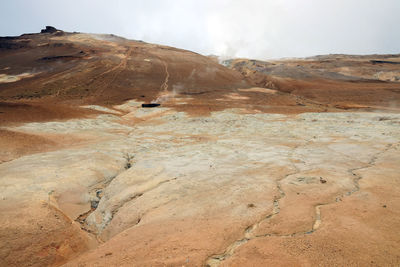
[{"x1": 1, "y1": 0, "x2": 400, "y2": 59}]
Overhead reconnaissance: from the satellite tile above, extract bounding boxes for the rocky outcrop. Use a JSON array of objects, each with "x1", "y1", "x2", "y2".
[{"x1": 40, "y1": 26, "x2": 60, "y2": 34}]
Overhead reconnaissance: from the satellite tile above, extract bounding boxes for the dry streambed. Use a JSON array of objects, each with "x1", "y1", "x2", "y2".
[{"x1": 0, "y1": 101, "x2": 399, "y2": 266}]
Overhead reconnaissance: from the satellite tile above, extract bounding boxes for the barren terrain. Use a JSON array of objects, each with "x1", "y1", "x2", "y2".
[{"x1": 0, "y1": 27, "x2": 399, "y2": 266}]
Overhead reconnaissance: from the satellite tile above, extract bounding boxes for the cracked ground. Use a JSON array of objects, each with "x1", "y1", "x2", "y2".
[{"x1": 1, "y1": 107, "x2": 399, "y2": 266}]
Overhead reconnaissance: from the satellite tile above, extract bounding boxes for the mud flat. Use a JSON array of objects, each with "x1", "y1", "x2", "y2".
[{"x1": 0, "y1": 99, "x2": 399, "y2": 266}]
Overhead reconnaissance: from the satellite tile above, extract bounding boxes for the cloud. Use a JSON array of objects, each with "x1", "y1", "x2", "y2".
[{"x1": 1, "y1": 0, "x2": 399, "y2": 59}]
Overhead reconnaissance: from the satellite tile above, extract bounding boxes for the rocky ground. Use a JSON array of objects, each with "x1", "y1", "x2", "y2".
[{"x1": 0, "y1": 28, "x2": 399, "y2": 266}]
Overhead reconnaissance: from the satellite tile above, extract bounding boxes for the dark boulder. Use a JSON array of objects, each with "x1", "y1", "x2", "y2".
[{"x1": 40, "y1": 26, "x2": 59, "y2": 34}]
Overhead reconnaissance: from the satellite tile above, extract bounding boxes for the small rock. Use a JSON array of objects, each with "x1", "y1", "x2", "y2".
[
  {"x1": 96, "y1": 190, "x2": 103, "y2": 198},
  {"x1": 91, "y1": 200, "x2": 99, "y2": 209},
  {"x1": 125, "y1": 162, "x2": 132, "y2": 169},
  {"x1": 320, "y1": 177, "x2": 327, "y2": 184}
]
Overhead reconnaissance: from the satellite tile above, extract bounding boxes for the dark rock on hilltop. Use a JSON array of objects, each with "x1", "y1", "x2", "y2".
[{"x1": 40, "y1": 26, "x2": 60, "y2": 34}]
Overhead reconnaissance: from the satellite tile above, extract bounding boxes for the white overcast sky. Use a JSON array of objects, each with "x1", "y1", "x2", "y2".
[{"x1": 1, "y1": 0, "x2": 399, "y2": 59}]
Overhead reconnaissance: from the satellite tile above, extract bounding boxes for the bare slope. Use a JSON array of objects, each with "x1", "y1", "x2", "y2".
[
  {"x1": 225, "y1": 55, "x2": 400, "y2": 111},
  {"x1": 0, "y1": 27, "x2": 248, "y2": 121}
]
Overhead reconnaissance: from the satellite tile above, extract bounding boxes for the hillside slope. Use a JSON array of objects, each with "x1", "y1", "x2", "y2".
[
  {"x1": 0, "y1": 27, "x2": 249, "y2": 123},
  {"x1": 225, "y1": 55, "x2": 400, "y2": 111}
]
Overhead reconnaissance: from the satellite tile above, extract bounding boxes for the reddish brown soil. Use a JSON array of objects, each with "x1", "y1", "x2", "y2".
[
  {"x1": 221, "y1": 149, "x2": 400, "y2": 266},
  {"x1": 0, "y1": 129, "x2": 96, "y2": 163},
  {"x1": 6, "y1": 30, "x2": 399, "y2": 121},
  {"x1": 0, "y1": 201, "x2": 96, "y2": 267},
  {"x1": 227, "y1": 57, "x2": 400, "y2": 113},
  {"x1": 0, "y1": 31, "x2": 248, "y2": 118},
  {"x1": 0, "y1": 101, "x2": 100, "y2": 126}
]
